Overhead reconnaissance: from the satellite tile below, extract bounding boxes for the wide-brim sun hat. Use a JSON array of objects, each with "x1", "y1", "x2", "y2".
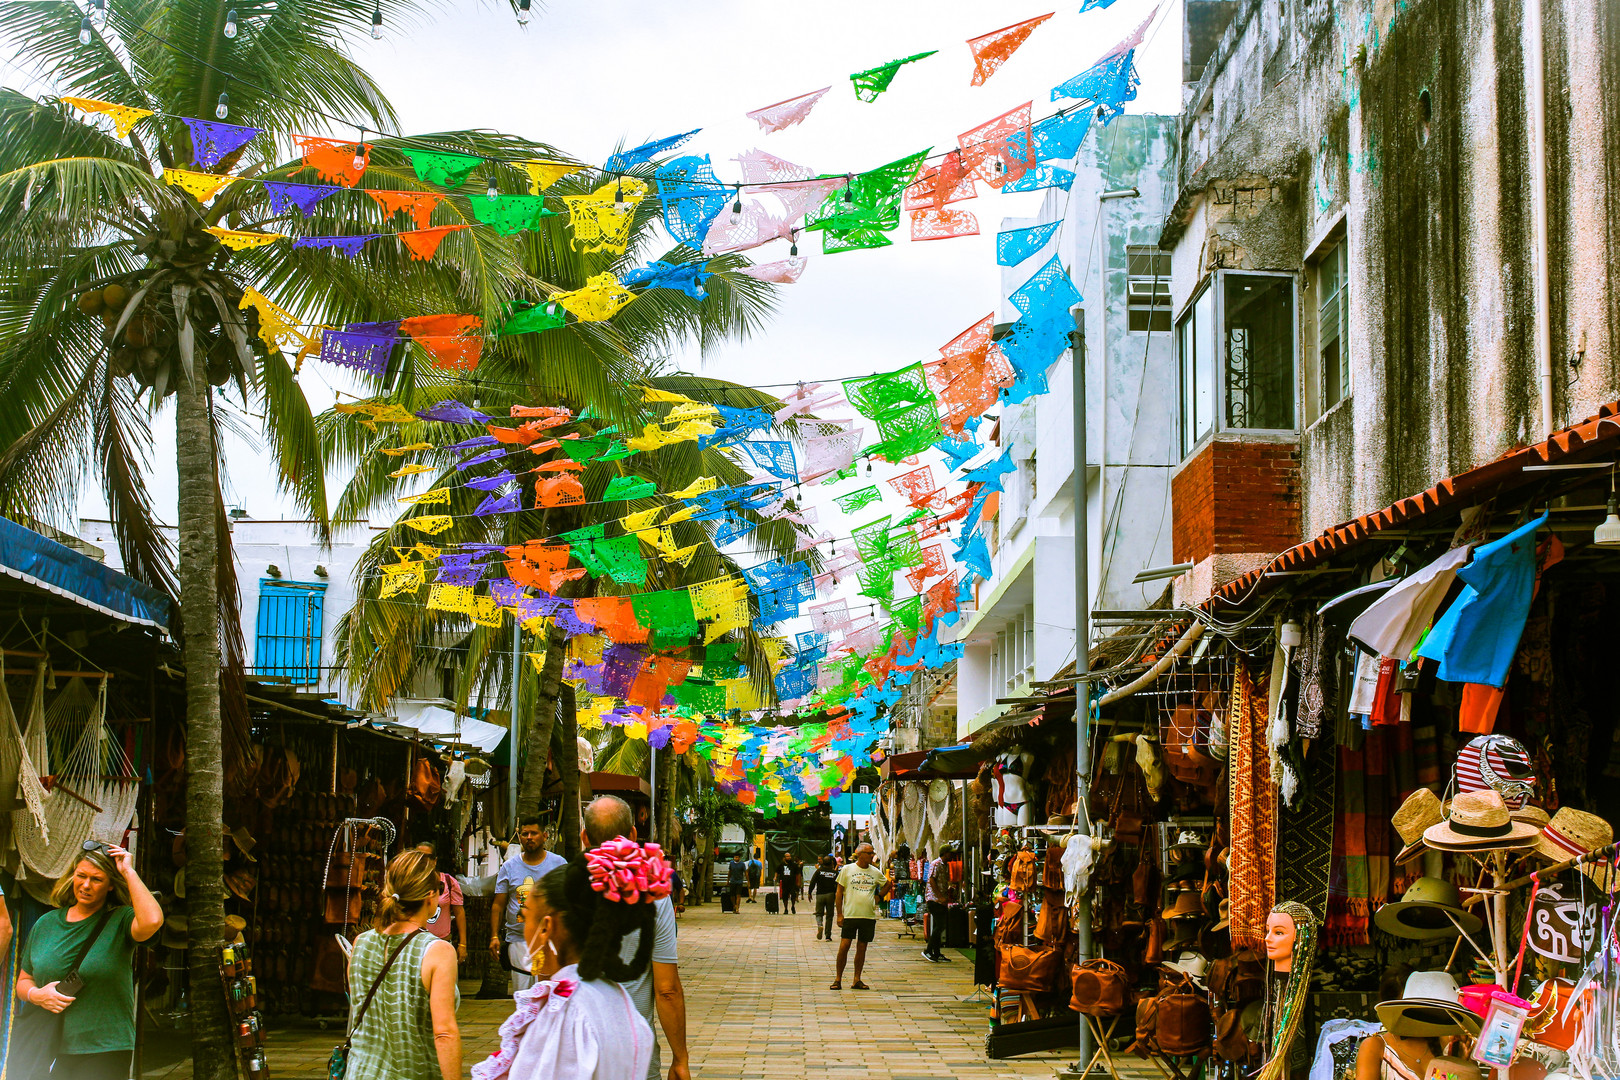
[
  {"x1": 1423, "y1": 790, "x2": 1540, "y2": 852},
  {"x1": 1374, "y1": 877, "x2": 1483, "y2": 940},
  {"x1": 1162, "y1": 891, "x2": 1206, "y2": 921},
  {"x1": 1533, "y1": 807, "x2": 1613, "y2": 882},
  {"x1": 1162, "y1": 951, "x2": 1207, "y2": 982},
  {"x1": 1393, "y1": 788, "x2": 1445, "y2": 864},
  {"x1": 1375, "y1": 971, "x2": 1483, "y2": 1038}
]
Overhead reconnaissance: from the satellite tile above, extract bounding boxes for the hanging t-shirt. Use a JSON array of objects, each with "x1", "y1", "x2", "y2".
[
  {"x1": 1417, "y1": 514, "x2": 1548, "y2": 688},
  {"x1": 836, "y1": 861, "x2": 887, "y2": 920},
  {"x1": 1348, "y1": 546, "x2": 1473, "y2": 659},
  {"x1": 22, "y1": 905, "x2": 139, "y2": 1054}
]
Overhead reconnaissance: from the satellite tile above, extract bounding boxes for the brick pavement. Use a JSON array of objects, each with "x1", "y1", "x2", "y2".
[{"x1": 141, "y1": 898, "x2": 1150, "y2": 1079}]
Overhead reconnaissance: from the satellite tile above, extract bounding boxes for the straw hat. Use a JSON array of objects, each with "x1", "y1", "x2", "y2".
[
  {"x1": 1375, "y1": 971, "x2": 1483, "y2": 1038},
  {"x1": 227, "y1": 827, "x2": 258, "y2": 862},
  {"x1": 1533, "y1": 807, "x2": 1613, "y2": 883},
  {"x1": 1393, "y1": 789, "x2": 1445, "y2": 864},
  {"x1": 1374, "y1": 877, "x2": 1483, "y2": 940},
  {"x1": 1423, "y1": 790, "x2": 1540, "y2": 852},
  {"x1": 1512, "y1": 805, "x2": 1551, "y2": 829},
  {"x1": 1162, "y1": 891, "x2": 1206, "y2": 921}
]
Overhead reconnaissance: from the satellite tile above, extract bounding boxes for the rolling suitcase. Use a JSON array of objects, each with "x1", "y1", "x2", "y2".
[
  {"x1": 721, "y1": 890, "x2": 736, "y2": 913},
  {"x1": 946, "y1": 904, "x2": 970, "y2": 948},
  {"x1": 766, "y1": 892, "x2": 780, "y2": 914}
]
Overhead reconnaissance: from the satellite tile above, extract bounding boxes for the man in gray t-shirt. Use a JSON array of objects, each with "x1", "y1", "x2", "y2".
[{"x1": 583, "y1": 796, "x2": 689, "y2": 1080}]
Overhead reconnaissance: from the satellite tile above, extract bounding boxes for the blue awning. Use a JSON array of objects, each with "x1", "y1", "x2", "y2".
[{"x1": 0, "y1": 517, "x2": 171, "y2": 630}]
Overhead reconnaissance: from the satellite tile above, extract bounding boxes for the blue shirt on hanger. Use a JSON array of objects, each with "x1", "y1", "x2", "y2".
[{"x1": 1417, "y1": 513, "x2": 1548, "y2": 687}]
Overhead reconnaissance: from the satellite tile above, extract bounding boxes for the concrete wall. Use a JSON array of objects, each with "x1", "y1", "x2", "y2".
[{"x1": 1161, "y1": 0, "x2": 1620, "y2": 538}]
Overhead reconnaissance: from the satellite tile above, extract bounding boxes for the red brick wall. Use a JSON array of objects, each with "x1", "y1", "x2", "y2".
[{"x1": 1172, "y1": 437, "x2": 1300, "y2": 564}]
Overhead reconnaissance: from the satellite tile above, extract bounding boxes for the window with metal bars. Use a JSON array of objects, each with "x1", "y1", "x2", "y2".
[{"x1": 253, "y1": 579, "x2": 326, "y2": 684}]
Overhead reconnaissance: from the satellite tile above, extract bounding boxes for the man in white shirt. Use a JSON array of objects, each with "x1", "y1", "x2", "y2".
[
  {"x1": 490, "y1": 816, "x2": 566, "y2": 990},
  {"x1": 830, "y1": 843, "x2": 889, "y2": 990},
  {"x1": 582, "y1": 796, "x2": 690, "y2": 1080}
]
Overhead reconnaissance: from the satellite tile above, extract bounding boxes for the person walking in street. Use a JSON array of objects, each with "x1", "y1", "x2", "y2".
[
  {"x1": 415, "y1": 842, "x2": 468, "y2": 966},
  {"x1": 492, "y1": 818, "x2": 567, "y2": 990},
  {"x1": 725, "y1": 854, "x2": 747, "y2": 913},
  {"x1": 15, "y1": 843, "x2": 162, "y2": 1080},
  {"x1": 472, "y1": 839, "x2": 671, "y2": 1080},
  {"x1": 579, "y1": 796, "x2": 690, "y2": 1080},
  {"x1": 921, "y1": 842, "x2": 957, "y2": 963},
  {"x1": 343, "y1": 850, "x2": 462, "y2": 1080},
  {"x1": 830, "y1": 843, "x2": 889, "y2": 990},
  {"x1": 809, "y1": 857, "x2": 840, "y2": 941},
  {"x1": 745, "y1": 853, "x2": 762, "y2": 903},
  {"x1": 776, "y1": 856, "x2": 799, "y2": 915}
]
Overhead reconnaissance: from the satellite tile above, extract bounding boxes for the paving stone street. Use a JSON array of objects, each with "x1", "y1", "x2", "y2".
[{"x1": 141, "y1": 897, "x2": 1133, "y2": 1080}]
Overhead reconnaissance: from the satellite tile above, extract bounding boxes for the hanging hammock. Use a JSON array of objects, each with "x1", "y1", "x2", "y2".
[
  {"x1": 14, "y1": 676, "x2": 107, "y2": 879},
  {"x1": 0, "y1": 660, "x2": 49, "y2": 829},
  {"x1": 91, "y1": 679, "x2": 139, "y2": 845},
  {"x1": 901, "y1": 781, "x2": 927, "y2": 853},
  {"x1": 869, "y1": 782, "x2": 893, "y2": 867},
  {"x1": 927, "y1": 780, "x2": 960, "y2": 846}
]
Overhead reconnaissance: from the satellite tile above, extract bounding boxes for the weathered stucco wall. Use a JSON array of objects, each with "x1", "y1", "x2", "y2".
[{"x1": 1163, "y1": 0, "x2": 1620, "y2": 542}]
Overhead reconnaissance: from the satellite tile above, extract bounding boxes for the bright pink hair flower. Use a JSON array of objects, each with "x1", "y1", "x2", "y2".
[{"x1": 584, "y1": 837, "x2": 673, "y2": 904}]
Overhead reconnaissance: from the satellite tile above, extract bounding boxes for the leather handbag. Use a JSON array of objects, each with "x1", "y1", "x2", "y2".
[
  {"x1": 997, "y1": 944, "x2": 1062, "y2": 993},
  {"x1": 1009, "y1": 851, "x2": 1039, "y2": 894},
  {"x1": 1208, "y1": 948, "x2": 1265, "y2": 1005},
  {"x1": 1035, "y1": 888, "x2": 1070, "y2": 945},
  {"x1": 1213, "y1": 1002, "x2": 1263, "y2": 1063},
  {"x1": 1154, "y1": 972, "x2": 1213, "y2": 1056},
  {"x1": 326, "y1": 853, "x2": 370, "y2": 889},
  {"x1": 323, "y1": 888, "x2": 363, "y2": 926},
  {"x1": 407, "y1": 756, "x2": 442, "y2": 809},
  {"x1": 1129, "y1": 992, "x2": 1162, "y2": 1057},
  {"x1": 1071, "y1": 958, "x2": 1133, "y2": 1017}
]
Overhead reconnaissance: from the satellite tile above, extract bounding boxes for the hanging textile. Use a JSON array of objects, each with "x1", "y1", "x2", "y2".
[
  {"x1": 205, "y1": 227, "x2": 283, "y2": 251},
  {"x1": 399, "y1": 225, "x2": 470, "y2": 261},
  {"x1": 292, "y1": 135, "x2": 370, "y2": 187},
  {"x1": 60, "y1": 96, "x2": 152, "y2": 138},
  {"x1": 181, "y1": 118, "x2": 262, "y2": 171},
  {"x1": 521, "y1": 160, "x2": 583, "y2": 193},
  {"x1": 264, "y1": 181, "x2": 340, "y2": 218},
  {"x1": 849, "y1": 50, "x2": 938, "y2": 103},
  {"x1": 401, "y1": 148, "x2": 483, "y2": 188},
  {"x1": 13, "y1": 677, "x2": 106, "y2": 878},
  {"x1": 368, "y1": 190, "x2": 445, "y2": 229},
  {"x1": 561, "y1": 179, "x2": 645, "y2": 253},
  {"x1": 1227, "y1": 661, "x2": 1275, "y2": 950},
  {"x1": 163, "y1": 169, "x2": 236, "y2": 203},
  {"x1": 965, "y1": 13, "x2": 1054, "y2": 86}
]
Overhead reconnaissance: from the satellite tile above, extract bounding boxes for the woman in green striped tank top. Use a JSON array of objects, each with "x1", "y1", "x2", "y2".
[{"x1": 345, "y1": 850, "x2": 463, "y2": 1080}]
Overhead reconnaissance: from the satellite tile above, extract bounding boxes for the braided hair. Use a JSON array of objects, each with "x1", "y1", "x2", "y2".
[
  {"x1": 1256, "y1": 901, "x2": 1319, "y2": 1080},
  {"x1": 538, "y1": 856, "x2": 656, "y2": 983}
]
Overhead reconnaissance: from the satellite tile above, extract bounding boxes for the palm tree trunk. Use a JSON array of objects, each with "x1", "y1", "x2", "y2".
[
  {"x1": 655, "y1": 744, "x2": 677, "y2": 849},
  {"x1": 176, "y1": 370, "x2": 231, "y2": 1080},
  {"x1": 558, "y1": 681, "x2": 581, "y2": 858},
  {"x1": 516, "y1": 619, "x2": 567, "y2": 821}
]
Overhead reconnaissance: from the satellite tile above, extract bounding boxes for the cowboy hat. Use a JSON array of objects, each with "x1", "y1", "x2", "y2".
[
  {"x1": 162, "y1": 916, "x2": 189, "y2": 950},
  {"x1": 1375, "y1": 971, "x2": 1483, "y2": 1037},
  {"x1": 1170, "y1": 829, "x2": 1208, "y2": 852},
  {"x1": 1163, "y1": 891, "x2": 1206, "y2": 921},
  {"x1": 1423, "y1": 790, "x2": 1540, "y2": 852},
  {"x1": 224, "y1": 867, "x2": 257, "y2": 901},
  {"x1": 1162, "y1": 951, "x2": 1208, "y2": 983},
  {"x1": 226, "y1": 827, "x2": 257, "y2": 862},
  {"x1": 1512, "y1": 805, "x2": 1550, "y2": 829},
  {"x1": 1212, "y1": 898, "x2": 1231, "y2": 932},
  {"x1": 1533, "y1": 807, "x2": 1613, "y2": 883},
  {"x1": 1374, "y1": 877, "x2": 1483, "y2": 940},
  {"x1": 1393, "y1": 789, "x2": 1445, "y2": 864}
]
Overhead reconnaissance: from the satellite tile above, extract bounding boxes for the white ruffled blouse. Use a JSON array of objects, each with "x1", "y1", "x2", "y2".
[{"x1": 472, "y1": 965, "x2": 652, "y2": 1080}]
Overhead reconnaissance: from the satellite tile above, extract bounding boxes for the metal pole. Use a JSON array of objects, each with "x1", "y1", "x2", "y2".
[
  {"x1": 509, "y1": 619, "x2": 520, "y2": 832},
  {"x1": 650, "y1": 744, "x2": 657, "y2": 846},
  {"x1": 1060, "y1": 310, "x2": 1095, "y2": 1077}
]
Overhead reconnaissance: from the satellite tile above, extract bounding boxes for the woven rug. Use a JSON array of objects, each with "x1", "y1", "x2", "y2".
[
  {"x1": 1228, "y1": 661, "x2": 1275, "y2": 950},
  {"x1": 1276, "y1": 737, "x2": 1335, "y2": 921},
  {"x1": 1327, "y1": 726, "x2": 1408, "y2": 944}
]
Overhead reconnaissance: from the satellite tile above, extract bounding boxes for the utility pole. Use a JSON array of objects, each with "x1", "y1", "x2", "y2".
[
  {"x1": 1059, "y1": 310, "x2": 1094, "y2": 1077},
  {"x1": 509, "y1": 619, "x2": 520, "y2": 831}
]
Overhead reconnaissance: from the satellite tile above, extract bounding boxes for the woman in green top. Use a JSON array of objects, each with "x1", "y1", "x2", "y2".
[
  {"x1": 16, "y1": 843, "x2": 163, "y2": 1080},
  {"x1": 345, "y1": 849, "x2": 462, "y2": 1080}
]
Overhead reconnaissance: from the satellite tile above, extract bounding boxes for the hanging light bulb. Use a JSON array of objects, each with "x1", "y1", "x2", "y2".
[
  {"x1": 78, "y1": 15, "x2": 93, "y2": 44},
  {"x1": 369, "y1": 0, "x2": 383, "y2": 39},
  {"x1": 729, "y1": 185, "x2": 743, "y2": 225},
  {"x1": 90, "y1": 0, "x2": 107, "y2": 29},
  {"x1": 517, "y1": 0, "x2": 531, "y2": 23},
  {"x1": 1596, "y1": 467, "x2": 1620, "y2": 547},
  {"x1": 789, "y1": 230, "x2": 798, "y2": 257},
  {"x1": 843, "y1": 176, "x2": 855, "y2": 204},
  {"x1": 613, "y1": 182, "x2": 627, "y2": 212},
  {"x1": 486, "y1": 173, "x2": 499, "y2": 201},
  {"x1": 215, "y1": 91, "x2": 229, "y2": 120},
  {"x1": 223, "y1": 8, "x2": 238, "y2": 37},
  {"x1": 352, "y1": 132, "x2": 367, "y2": 173}
]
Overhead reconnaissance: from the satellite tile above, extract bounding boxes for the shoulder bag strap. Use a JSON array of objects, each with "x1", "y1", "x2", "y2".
[
  {"x1": 346, "y1": 930, "x2": 424, "y2": 1041},
  {"x1": 68, "y1": 907, "x2": 117, "y2": 975}
]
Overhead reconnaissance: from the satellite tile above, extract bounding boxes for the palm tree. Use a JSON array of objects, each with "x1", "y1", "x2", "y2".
[{"x1": 0, "y1": 2, "x2": 549, "y2": 1074}]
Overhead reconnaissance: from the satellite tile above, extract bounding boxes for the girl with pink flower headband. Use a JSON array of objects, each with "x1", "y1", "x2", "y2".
[{"x1": 471, "y1": 840, "x2": 673, "y2": 1080}]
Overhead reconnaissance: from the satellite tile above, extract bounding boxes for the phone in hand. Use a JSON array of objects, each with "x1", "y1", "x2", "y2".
[{"x1": 56, "y1": 971, "x2": 84, "y2": 998}]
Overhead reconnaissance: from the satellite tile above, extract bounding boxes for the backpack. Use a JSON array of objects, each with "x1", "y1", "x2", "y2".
[
  {"x1": 1154, "y1": 972, "x2": 1213, "y2": 1057},
  {"x1": 1208, "y1": 949, "x2": 1265, "y2": 1006}
]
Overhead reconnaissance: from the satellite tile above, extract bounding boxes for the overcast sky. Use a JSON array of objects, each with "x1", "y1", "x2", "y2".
[{"x1": 66, "y1": 0, "x2": 1183, "y2": 529}]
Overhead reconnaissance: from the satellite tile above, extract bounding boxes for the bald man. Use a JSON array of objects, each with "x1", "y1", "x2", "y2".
[{"x1": 582, "y1": 796, "x2": 689, "y2": 1080}]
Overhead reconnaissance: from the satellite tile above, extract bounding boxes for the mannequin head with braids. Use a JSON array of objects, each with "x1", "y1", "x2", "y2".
[{"x1": 524, "y1": 850, "x2": 666, "y2": 983}]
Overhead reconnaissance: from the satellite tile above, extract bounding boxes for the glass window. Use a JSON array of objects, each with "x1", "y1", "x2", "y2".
[
  {"x1": 1126, "y1": 247, "x2": 1172, "y2": 333},
  {"x1": 1223, "y1": 274, "x2": 1296, "y2": 431},
  {"x1": 1178, "y1": 283, "x2": 1216, "y2": 456},
  {"x1": 1317, "y1": 243, "x2": 1349, "y2": 410}
]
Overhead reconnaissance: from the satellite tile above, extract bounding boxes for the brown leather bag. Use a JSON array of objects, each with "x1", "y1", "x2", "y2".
[
  {"x1": 1213, "y1": 1003, "x2": 1263, "y2": 1064},
  {"x1": 325, "y1": 853, "x2": 370, "y2": 889},
  {"x1": 1129, "y1": 992, "x2": 1161, "y2": 1057},
  {"x1": 1070, "y1": 958, "x2": 1133, "y2": 1016},
  {"x1": 1142, "y1": 915, "x2": 1166, "y2": 965},
  {"x1": 1009, "y1": 850, "x2": 1039, "y2": 893},
  {"x1": 323, "y1": 887, "x2": 362, "y2": 925},
  {"x1": 1034, "y1": 888, "x2": 1070, "y2": 944},
  {"x1": 408, "y1": 755, "x2": 443, "y2": 808},
  {"x1": 1154, "y1": 973, "x2": 1213, "y2": 1056},
  {"x1": 998, "y1": 944, "x2": 1062, "y2": 993},
  {"x1": 994, "y1": 901, "x2": 1025, "y2": 950},
  {"x1": 1207, "y1": 948, "x2": 1265, "y2": 1006}
]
